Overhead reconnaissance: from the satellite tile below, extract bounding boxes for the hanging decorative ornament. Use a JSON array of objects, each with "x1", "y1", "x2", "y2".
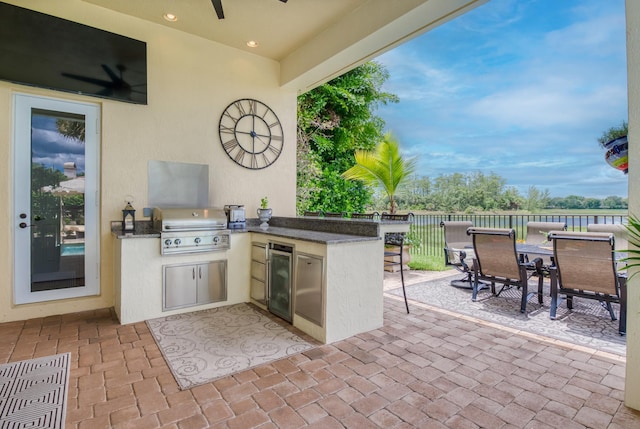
[{"x1": 604, "y1": 135, "x2": 628, "y2": 174}]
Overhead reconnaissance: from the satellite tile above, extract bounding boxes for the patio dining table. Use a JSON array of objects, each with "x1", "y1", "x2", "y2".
[
  {"x1": 517, "y1": 243, "x2": 627, "y2": 267},
  {"x1": 517, "y1": 243, "x2": 553, "y2": 259}
]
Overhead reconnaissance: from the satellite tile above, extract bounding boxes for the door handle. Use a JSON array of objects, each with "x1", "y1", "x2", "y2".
[{"x1": 18, "y1": 213, "x2": 31, "y2": 228}]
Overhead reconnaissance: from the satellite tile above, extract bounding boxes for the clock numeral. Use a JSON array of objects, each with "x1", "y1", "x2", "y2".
[
  {"x1": 268, "y1": 121, "x2": 280, "y2": 129},
  {"x1": 250, "y1": 154, "x2": 259, "y2": 169},
  {"x1": 223, "y1": 110, "x2": 239, "y2": 123},
  {"x1": 234, "y1": 101, "x2": 247, "y2": 116},
  {"x1": 219, "y1": 124, "x2": 235, "y2": 134},
  {"x1": 234, "y1": 148, "x2": 246, "y2": 164},
  {"x1": 248, "y1": 99, "x2": 257, "y2": 115},
  {"x1": 270, "y1": 134, "x2": 283, "y2": 141},
  {"x1": 223, "y1": 139, "x2": 239, "y2": 152},
  {"x1": 266, "y1": 144, "x2": 281, "y2": 157}
]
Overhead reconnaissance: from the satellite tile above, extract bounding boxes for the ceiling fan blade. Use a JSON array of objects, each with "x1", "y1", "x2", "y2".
[
  {"x1": 101, "y1": 64, "x2": 120, "y2": 82},
  {"x1": 279, "y1": 0, "x2": 288, "y2": 2},
  {"x1": 211, "y1": 0, "x2": 224, "y2": 19},
  {"x1": 61, "y1": 73, "x2": 113, "y2": 87}
]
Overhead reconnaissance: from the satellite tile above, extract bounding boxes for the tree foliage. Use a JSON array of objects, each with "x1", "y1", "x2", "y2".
[
  {"x1": 56, "y1": 118, "x2": 85, "y2": 142},
  {"x1": 380, "y1": 171, "x2": 560, "y2": 213},
  {"x1": 342, "y1": 133, "x2": 416, "y2": 213},
  {"x1": 31, "y1": 163, "x2": 67, "y2": 193},
  {"x1": 296, "y1": 61, "x2": 398, "y2": 214}
]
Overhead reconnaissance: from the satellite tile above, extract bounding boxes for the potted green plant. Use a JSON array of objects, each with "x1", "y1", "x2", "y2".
[{"x1": 257, "y1": 196, "x2": 272, "y2": 228}]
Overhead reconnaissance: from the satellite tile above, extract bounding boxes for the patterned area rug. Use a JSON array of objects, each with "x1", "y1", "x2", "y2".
[
  {"x1": 147, "y1": 303, "x2": 317, "y2": 390},
  {"x1": 387, "y1": 274, "x2": 626, "y2": 356},
  {"x1": 0, "y1": 353, "x2": 70, "y2": 429}
]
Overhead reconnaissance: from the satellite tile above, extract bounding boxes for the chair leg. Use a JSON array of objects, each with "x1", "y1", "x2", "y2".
[
  {"x1": 537, "y1": 274, "x2": 544, "y2": 304},
  {"x1": 619, "y1": 275, "x2": 627, "y2": 335},
  {"x1": 399, "y1": 267, "x2": 409, "y2": 314},
  {"x1": 520, "y1": 283, "x2": 528, "y2": 313},
  {"x1": 472, "y1": 260, "x2": 479, "y2": 302},
  {"x1": 605, "y1": 302, "x2": 617, "y2": 321},
  {"x1": 549, "y1": 269, "x2": 558, "y2": 320},
  {"x1": 519, "y1": 266, "x2": 528, "y2": 313},
  {"x1": 399, "y1": 246, "x2": 409, "y2": 314}
]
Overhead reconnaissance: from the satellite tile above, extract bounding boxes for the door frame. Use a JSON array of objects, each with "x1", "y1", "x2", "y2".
[{"x1": 13, "y1": 93, "x2": 101, "y2": 304}]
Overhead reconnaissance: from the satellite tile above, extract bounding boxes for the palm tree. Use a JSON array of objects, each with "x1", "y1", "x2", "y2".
[{"x1": 342, "y1": 132, "x2": 416, "y2": 214}]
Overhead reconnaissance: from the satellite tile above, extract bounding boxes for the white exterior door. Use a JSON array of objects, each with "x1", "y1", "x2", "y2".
[{"x1": 13, "y1": 94, "x2": 100, "y2": 304}]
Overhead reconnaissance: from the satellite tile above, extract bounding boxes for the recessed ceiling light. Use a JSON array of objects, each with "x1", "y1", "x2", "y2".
[
  {"x1": 246, "y1": 40, "x2": 259, "y2": 48},
  {"x1": 163, "y1": 13, "x2": 177, "y2": 22}
]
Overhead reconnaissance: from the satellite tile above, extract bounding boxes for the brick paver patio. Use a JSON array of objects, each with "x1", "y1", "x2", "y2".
[{"x1": 1, "y1": 270, "x2": 639, "y2": 428}]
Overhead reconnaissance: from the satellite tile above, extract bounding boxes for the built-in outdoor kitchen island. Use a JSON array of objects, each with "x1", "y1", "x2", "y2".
[{"x1": 113, "y1": 215, "x2": 410, "y2": 344}]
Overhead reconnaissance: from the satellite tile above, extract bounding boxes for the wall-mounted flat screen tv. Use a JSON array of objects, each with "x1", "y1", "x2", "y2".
[{"x1": 0, "y1": 2, "x2": 147, "y2": 104}]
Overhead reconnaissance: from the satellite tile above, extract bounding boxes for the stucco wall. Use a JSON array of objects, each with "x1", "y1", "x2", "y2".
[{"x1": 0, "y1": 0, "x2": 297, "y2": 322}]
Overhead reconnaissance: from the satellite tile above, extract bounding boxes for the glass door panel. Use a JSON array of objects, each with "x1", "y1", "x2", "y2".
[
  {"x1": 268, "y1": 247, "x2": 292, "y2": 322},
  {"x1": 14, "y1": 94, "x2": 100, "y2": 304}
]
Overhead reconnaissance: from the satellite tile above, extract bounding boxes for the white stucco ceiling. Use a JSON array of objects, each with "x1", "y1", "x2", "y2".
[
  {"x1": 81, "y1": 0, "x2": 370, "y2": 61},
  {"x1": 81, "y1": 0, "x2": 488, "y2": 92}
]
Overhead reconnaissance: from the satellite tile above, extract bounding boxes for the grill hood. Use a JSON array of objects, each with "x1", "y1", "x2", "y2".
[{"x1": 152, "y1": 207, "x2": 227, "y2": 231}]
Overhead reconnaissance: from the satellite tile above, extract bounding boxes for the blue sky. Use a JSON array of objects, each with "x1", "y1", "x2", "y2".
[{"x1": 375, "y1": 0, "x2": 628, "y2": 199}]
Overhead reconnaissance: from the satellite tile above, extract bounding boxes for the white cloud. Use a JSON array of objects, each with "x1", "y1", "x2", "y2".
[{"x1": 374, "y1": 0, "x2": 627, "y2": 198}]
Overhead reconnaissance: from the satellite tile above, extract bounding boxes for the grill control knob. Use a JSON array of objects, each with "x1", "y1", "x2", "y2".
[
  {"x1": 174, "y1": 238, "x2": 182, "y2": 245},
  {"x1": 194, "y1": 237, "x2": 202, "y2": 244},
  {"x1": 164, "y1": 239, "x2": 172, "y2": 246},
  {"x1": 213, "y1": 236, "x2": 220, "y2": 244}
]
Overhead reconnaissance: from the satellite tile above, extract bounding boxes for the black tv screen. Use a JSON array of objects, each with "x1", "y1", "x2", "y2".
[{"x1": 0, "y1": 2, "x2": 147, "y2": 104}]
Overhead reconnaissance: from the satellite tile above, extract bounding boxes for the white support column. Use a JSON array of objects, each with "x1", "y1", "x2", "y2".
[{"x1": 625, "y1": 0, "x2": 640, "y2": 410}]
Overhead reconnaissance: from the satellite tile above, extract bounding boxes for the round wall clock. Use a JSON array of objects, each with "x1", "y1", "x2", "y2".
[{"x1": 218, "y1": 98, "x2": 284, "y2": 170}]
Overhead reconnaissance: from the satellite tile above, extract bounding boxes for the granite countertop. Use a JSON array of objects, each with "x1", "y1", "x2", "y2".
[
  {"x1": 242, "y1": 225, "x2": 379, "y2": 244},
  {"x1": 111, "y1": 215, "x2": 408, "y2": 244}
]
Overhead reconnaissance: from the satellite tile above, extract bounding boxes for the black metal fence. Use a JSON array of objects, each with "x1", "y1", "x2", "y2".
[{"x1": 410, "y1": 213, "x2": 628, "y2": 257}]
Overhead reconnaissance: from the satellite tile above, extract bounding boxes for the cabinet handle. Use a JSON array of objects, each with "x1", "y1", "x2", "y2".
[
  {"x1": 199, "y1": 266, "x2": 202, "y2": 279},
  {"x1": 193, "y1": 267, "x2": 196, "y2": 279}
]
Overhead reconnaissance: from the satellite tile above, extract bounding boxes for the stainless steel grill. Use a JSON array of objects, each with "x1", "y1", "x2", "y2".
[{"x1": 152, "y1": 207, "x2": 230, "y2": 255}]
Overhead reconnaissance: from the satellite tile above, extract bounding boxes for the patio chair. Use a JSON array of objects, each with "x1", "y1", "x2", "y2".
[
  {"x1": 440, "y1": 220, "x2": 475, "y2": 288},
  {"x1": 468, "y1": 227, "x2": 543, "y2": 313},
  {"x1": 525, "y1": 221, "x2": 567, "y2": 245},
  {"x1": 323, "y1": 211, "x2": 345, "y2": 218},
  {"x1": 587, "y1": 223, "x2": 628, "y2": 271},
  {"x1": 381, "y1": 213, "x2": 413, "y2": 313},
  {"x1": 303, "y1": 211, "x2": 322, "y2": 217},
  {"x1": 350, "y1": 212, "x2": 379, "y2": 220},
  {"x1": 547, "y1": 231, "x2": 626, "y2": 335},
  {"x1": 524, "y1": 221, "x2": 567, "y2": 266}
]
